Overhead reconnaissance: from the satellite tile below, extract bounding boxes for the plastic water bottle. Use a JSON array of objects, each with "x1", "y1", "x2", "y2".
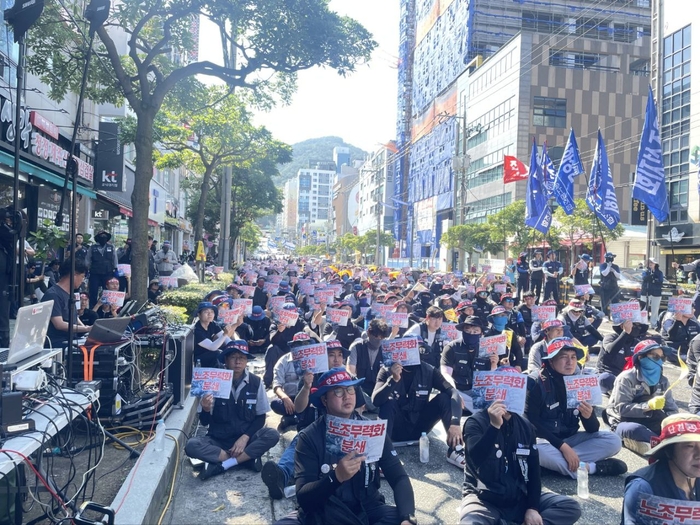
[
  {"x1": 577, "y1": 462, "x2": 589, "y2": 499},
  {"x1": 284, "y1": 485, "x2": 296, "y2": 498},
  {"x1": 419, "y1": 432, "x2": 429, "y2": 463},
  {"x1": 154, "y1": 420, "x2": 166, "y2": 452}
]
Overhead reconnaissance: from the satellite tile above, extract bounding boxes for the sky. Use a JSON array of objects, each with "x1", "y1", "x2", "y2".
[{"x1": 199, "y1": 1, "x2": 400, "y2": 153}]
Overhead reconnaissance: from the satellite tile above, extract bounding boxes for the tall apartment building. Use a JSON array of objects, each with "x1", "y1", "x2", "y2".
[
  {"x1": 356, "y1": 144, "x2": 396, "y2": 242},
  {"x1": 281, "y1": 162, "x2": 336, "y2": 244},
  {"x1": 394, "y1": 0, "x2": 652, "y2": 266}
]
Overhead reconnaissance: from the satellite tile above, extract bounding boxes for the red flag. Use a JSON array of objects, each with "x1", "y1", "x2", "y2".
[{"x1": 503, "y1": 155, "x2": 529, "y2": 184}]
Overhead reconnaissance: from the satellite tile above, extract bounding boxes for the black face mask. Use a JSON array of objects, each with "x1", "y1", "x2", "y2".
[
  {"x1": 462, "y1": 332, "x2": 480, "y2": 347},
  {"x1": 163, "y1": 247, "x2": 169, "y2": 253},
  {"x1": 96, "y1": 236, "x2": 108, "y2": 246},
  {"x1": 420, "y1": 297, "x2": 431, "y2": 306}
]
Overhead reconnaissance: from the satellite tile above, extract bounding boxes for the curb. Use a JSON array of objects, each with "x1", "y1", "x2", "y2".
[{"x1": 112, "y1": 393, "x2": 198, "y2": 525}]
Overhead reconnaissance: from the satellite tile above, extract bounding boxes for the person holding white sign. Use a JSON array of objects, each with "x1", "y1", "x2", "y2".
[
  {"x1": 460, "y1": 400, "x2": 581, "y2": 525},
  {"x1": 263, "y1": 302, "x2": 307, "y2": 388},
  {"x1": 484, "y1": 306, "x2": 524, "y2": 371},
  {"x1": 661, "y1": 310, "x2": 700, "y2": 363},
  {"x1": 193, "y1": 301, "x2": 235, "y2": 369},
  {"x1": 404, "y1": 306, "x2": 446, "y2": 368},
  {"x1": 606, "y1": 339, "x2": 679, "y2": 456},
  {"x1": 558, "y1": 299, "x2": 603, "y2": 351},
  {"x1": 273, "y1": 367, "x2": 416, "y2": 525},
  {"x1": 599, "y1": 317, "x2": 651, "y2": 394},
  {"x1": 622, "y1": 414, "x2": 700, "y2": 524},
  {"x1": 185, "y1": 340, "x2": 280, "y2": 481},
  {"x1": 525, "y1": 338, "x2": 626, "y2": 479}
]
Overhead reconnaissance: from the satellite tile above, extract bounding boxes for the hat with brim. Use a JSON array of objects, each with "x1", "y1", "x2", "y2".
[
  {"x1": 195, "y1": 301, "x2": 218, "y2": 319},
  {"x1": 632, "y1": 339, "x2": 663, "y2": 366},
  {"x1": 566, "y1": 300, "x2": 585, "y2": 312},
  {"x1": 219, "y1": 340, "x2": 252, "y2": 362},
  {"x1": 249, "y1": 305, "x2": 266, "y2": 321},
  {"x1": 326, "y1": 339, "x2": 350, "y2": 358},
  {"x1": 579, "y1": 254, "x2": 592, "y2": 262},
  {"x1": 456, "y1": 315, "x2": 484, "y2": 331},
  {"x1": 647, "y1": 414, "x2": 700, "y2": 458},
  {"x1": 309, "y1": 367, "x2": 364, "y2": 408},
  {"x1": 95, "y1": 230, "x2": 111, "y2": 241},
  {"x1": 543, "y1": 337, "x2": 584, "y2": 360},
  {"x1": 487, "y1": 306, "x2": 507, "y2": 321},
  {"x1": 149, "y1": 279, "x2": 160, "y2": 286}
]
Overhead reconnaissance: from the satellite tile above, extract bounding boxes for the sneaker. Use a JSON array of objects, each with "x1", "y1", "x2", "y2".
[
  {"x1": 277, "y1": 415, "x2": 298, "y2": 432},
  {"x1": 446, "y1": 445, "x2": 466, "y2": 469},
  {"x1": 623, "y1": 438, "x2": 651, "y2": 456},
  {"x1": 200, "y1": 462, "x2": 225, "y2": 481},
  {"x1": 262, "y1": 461, "x2": 286, "y2": 500},
  {"x1": 248, "y1": 456, "x2": 263, "y2": 473},
  {"x1": 593, "y1": 458, "x2": 628, "y2": 476}
]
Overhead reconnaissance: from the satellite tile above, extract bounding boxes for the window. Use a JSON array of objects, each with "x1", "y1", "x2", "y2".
[
  {"x1": 463, "y1": 194, "x2": 512, "y2": 224},
  {"x1": 533, "y1": 97, "x2": 566, "y2": 128}
]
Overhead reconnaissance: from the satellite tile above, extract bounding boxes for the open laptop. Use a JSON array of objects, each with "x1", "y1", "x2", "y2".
[
  {"x1": 85, "y1": 317, "x2": 132, "y2": 345},
  {"x1": 0, "y1": 301, "x2": 54, "y2": 365}
]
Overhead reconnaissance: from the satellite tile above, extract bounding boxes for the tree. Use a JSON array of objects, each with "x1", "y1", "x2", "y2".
[
  {"x1": 153, "y1": 84, "x2": 292, "y2": 244},
  {"x1": 296, "y1": 245, "x2": 326, "y2": 256},
  {"x1": 442, "y1": 224, "x2": 495, "y2": 255},
  {"x1": 486, "y1": 201, "x2": 553, "y2": 257},
  {"x1": 554, "y1": 198, "x2": 624, "y2": 261},
  {"x1": 27, "y1": 0, "x2": 376, "y2": 303},
  {"x1": 238, "y1": 222, "x2": 262, "y2": 254}
]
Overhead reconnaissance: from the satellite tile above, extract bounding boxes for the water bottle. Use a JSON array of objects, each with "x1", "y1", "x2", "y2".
[
  {"x1": 154, "y1": 419, "x2": 166, "y2": 452},
  {"x1": 577, "y1": 461, "x2": 589, "y2": 499},
  {"x1": 195, "y1": 359, "x2": 202, "y2": 368},
  {"x1": 283, "y1": 485, "x2": 296, "y2": 498},
  {"x1": 419, "y1": 432, "x2": 429, "y2": 463}
]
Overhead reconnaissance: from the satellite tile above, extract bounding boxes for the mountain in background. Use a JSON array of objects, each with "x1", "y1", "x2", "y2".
[{"x1": 275, "y1": 136, "x2": 367, "y2": 185}]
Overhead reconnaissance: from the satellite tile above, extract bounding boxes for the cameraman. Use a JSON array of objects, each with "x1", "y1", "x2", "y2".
[{"x1": 641, "y1": 258, "x2": 664, "y2": 329}]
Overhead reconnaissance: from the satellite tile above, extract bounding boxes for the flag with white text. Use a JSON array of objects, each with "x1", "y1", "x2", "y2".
[
  {"x1": 586, "y1": 129, "x2": 620, "y2": 229},
  {"x1": 525, "y1": 138, "x2": 552, "y2": 234},
  {"x1": 553, "y1": 129, "x2": 584, "y2": 215}
]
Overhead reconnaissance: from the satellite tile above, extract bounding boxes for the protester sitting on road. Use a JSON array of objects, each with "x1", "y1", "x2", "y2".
[
  {"x1": 484, "y1": 306, "x2": 523, "y2": 370},
  {"x1": 598, "y1": 318, "x2": 650, "y2": 394},
  {"x1": 573, "y1": 288, "x2": 604, "y2": 331},
  {"x1": 661, "y1": 311, "x2": 700, "y2": 362},
  {"x1": 261, "y1": 340, "x2": 363, "y2": 500},
  {"x1": 525, "y1": 337, "x2": 626, "y2": 479},
  {"x1": 321, "y1": 301, "x2": 362, "y2": 349},
  {"x1": 253, "y1": 277, "x2": 270, "y2": 309},
  {"x1": 558, "y1": 299, "x2": 603, "y2": 350},
  {"x1": 405, "y1": 306, "x2": 445, "y2": 368},
  {"x1": 193, "y1": 301, "x2": 235, "y2": 369},
  {"x1": 441, "y1": 316, "x2": 497, "y2": 413},
  {"x1": 185, "y1": 340, "x2": 280, "y2": 480},
  {"x1": 460, "y1": 397, "x2": 582, "y2": 525},
  {"x1": 472, "y1": 287, "x2": 494, "y2": 326},
  {"x1": 246, "y1": 305, "x2": 272, "y2": 354},
  {"x1": 77, "y1": 292, "x2": 97, "y2": 326},
  {"x1": 388, "y1": 301, "x2": 413, "y2": 339},
  {"x1": 347, "y1": 318, "x2": 391, "y2": 412},
  {"x1": 263, "y1": 303, "x2": 307, "y2": 388},
  {"x1": 606, "y1": 340, "x2": 679, "y2": 455},
  {"x1": 372, "y1": 344, "x2": 466, "y2": 470},
  {"x1": 273, "y1": 367, "x2": 416, "y2": 525},
  {"x1": 410, "y1": 290, "x2": 434, "y2": 324},
  {"x1": 527, "y1": 319, "x2": 566, "y2": 375},
  {"x1": 622, "y1": 413, "x2": 700, "y2": 524},
  {"x1": 455, "y1": 299, "x2": 474, "y2": 324}
]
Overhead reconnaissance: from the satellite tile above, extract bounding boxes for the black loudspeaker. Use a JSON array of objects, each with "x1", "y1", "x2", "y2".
[{"x1": 162, "y1": 326, "x2": 194, "y2": 406}]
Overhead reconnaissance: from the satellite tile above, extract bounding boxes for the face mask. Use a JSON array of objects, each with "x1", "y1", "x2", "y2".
[
  {"x1": 639, "y1": 357, "x2": 663, "y2": 386},
  {"x1": 420, "y1": 297, "x2": 431, "y2": 306},
  {"x1": 97, "y1": 236, "x2": 107, "y2": 245},
  {"x1": 359, "y1": 298, "x2": 369, "y2": 307},
  {"x1": 629, "y1": 326, "x2": 642, "y2": 338},
  {"x1": 477, "y1": 293, "x2": 488, "y2": 300},
  {"x1": 462, "y1": 332, "x2": 480, "y2": 347},
  {"x1": 163, "y1": 246, "x2": 169, "y2": 253},
  {"x1": 491, "y1": 317, "x2": 507, "y2": 331},
  {"x1": 568, "y1": 312, "x2": 581, "y2": 322}
]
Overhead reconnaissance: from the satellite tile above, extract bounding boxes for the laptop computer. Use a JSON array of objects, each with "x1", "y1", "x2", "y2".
[
  {"x1": 0, "y1": 301, "x2": 54, "y2": 365},
  {"x1": 85, "y1": 317, "x2": 132, "y2": 345}
]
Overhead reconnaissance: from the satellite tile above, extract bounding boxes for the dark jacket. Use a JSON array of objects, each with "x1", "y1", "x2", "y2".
[
  {"x1": 463, "y1": 410, "x2": 541, "y2": 511},
  {"x1": 294, "y1": 413, "x2": 415, "y2": 525},
  {"x1": 253, "y1": 286, "x2": 269, "y2": 309},
  {"x1": 441, "y1": 336, "x2": 490, "y2": 391},
  {"x1": 89, "y1": 243, "x2": 116, "y2": 275},
  {"x1": 483, "y1": 327, "x2": 523, "y2": 369},
  {"x1": 351, "y1": 339, "x2": 383, "y2": 396},
  {"x1": 199, "y1": 372, "x2": 264, "y2": 441},
  {"x1": 525, "y1": 366, "x2": 600, "y2": 448},
  {"x1": 663, "y1": 318, "x2": 700, "y2": 354},
  {"x1": 641, "y1": 267, "x2": 664, "y2": 297},
  {"x1": 558, "y1": 313, "x2": 603, "y2": 344},
  {"x1": 598, "y1": 326, "x2": 647, "y2": 377}
]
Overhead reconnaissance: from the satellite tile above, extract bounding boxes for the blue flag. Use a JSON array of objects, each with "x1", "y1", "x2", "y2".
[
  {"x1": 633, "y1": 85, "x2": 669, "y2": 223},
  {"x1": 552, "y1": 129, "x2": 584, "y2": 215},
  {"x1": 540, "y1": 142, "x2": 556, "y2": 198},
  {"x1": 586, "y1": 129, "x2": 620, "y2": 229},
  {"x1": 525, "y1": 138, "x2": 552, "y2": 234}
]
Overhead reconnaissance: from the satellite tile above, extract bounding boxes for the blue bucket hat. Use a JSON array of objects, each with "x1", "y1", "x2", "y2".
[
  {"x1": 249, "y1": 305, "x2": 266, "y2": 321},
  {"x1": 309, "y1": 367, "x2": 363, "y2": 408},
  {"x1": 195, "y1": 301, "x2": 218, "y2": 319},
  {"x1": 279, "y1": 281, "x2": 290, "y2": 292},
  {"x1": 219, "y1": 340, "x2": 252, "y2": 362}
]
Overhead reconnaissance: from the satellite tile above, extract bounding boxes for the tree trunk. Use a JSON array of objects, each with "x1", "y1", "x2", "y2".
[
  {"x1": 131, "y1": 112, "x2": 156, "y2": 305},
  {"x1": 193, "y1": 164, "x2": 215, "y2": 244}
]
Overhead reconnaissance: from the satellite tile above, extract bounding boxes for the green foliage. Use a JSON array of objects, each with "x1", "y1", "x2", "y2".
[
  {"x1": 159, "y1": 305, "x2": 189, "y2": 324},
  {"x1": 276, "y1": 136, "x2": 367, "y2": 185},
  {"x1": 28, "y1": 219, "x2": 69, "y2": 261},
  {"x1": 216, "y1": 272, "x2": 234, "y2": 283},
  {"x1": 442, "y1": 224, "x2": 497, "y2": 254},
  {"x1": 159, "y1": 282, "x2": 218, "y2": 315},
  {"x1": 296, "y1": 245, "x2": 327, "y2": 256},
  {"x1": 239, "y1": 223, "x2": 263, "y2": 253},
  {"x1": 335, "y1": 231, "x2": 393, "y2": 260},
  {"x1": 554, "y1": 199, "x2": 624, "y2": 254}
]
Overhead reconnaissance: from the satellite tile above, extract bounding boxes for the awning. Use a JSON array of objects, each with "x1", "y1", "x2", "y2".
[
  {"x1": 660, "y1": 248, "x2": 700, "y2": 255},
  {"x1": 148, "y1": 219, "x2": 159, "y2": 227},
  {"x1": 0, "y1": 149, "x2": 97, "y2": 198}
]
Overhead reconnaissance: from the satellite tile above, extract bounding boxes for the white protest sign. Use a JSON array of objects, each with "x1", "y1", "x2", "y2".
[
  {"x1": 159, "y1": 276, "x2": 178, "y2": 288},
  {"x1": 385, "y1": 312, "x2": 409, "y2": 328},
  {"x1": 101, "y1": 290, "x2": 126, "y2": 307},
  {"x1": 231, "y1": 299, "x2": 253, "y2": 316},
  {"x1": 564, "y1": 374, "x2": 603, "y2": 408},
  {"x1": 219, "y1": 309, "x2": 239, "y2": 325},
  {"x1": 610, "y1": 302, "x2": 642, "y2": 324},
  {"x1": 269, "y1": 296, "x2": 286, "y2": 312},
  {"x1": 479, "y1": 333, "x2": 508, "y2": 357},
  {"x1": 326, "y1": 416, "x2": 387, "y2": 463},
  {"x1": 117, "y1": 264, "x2": 131, "y2": 277},
  {"x1": 277, "y1": 308, "x2": 299, "y2": 327},
  {"x1": 240, "y1": 285, "x2": 255, "y2": 297},
  {"x1": 291, "y1": 342, "x2": 329, "y2": 374},
  {"x1": 190, "y1": 367, "x2": 233, "y2": 399},
  {"x1": 574, "y1": 284, "x2": 595, "y2": 295},
  {"x1": 668, "y1": 297, "x2": 693, "y2": 315},
  {"x1": 315, "y1": 289, "x2": 336, "y2": 304},
  {"x1": 532, "y1": 305, "x2": 557, "y2": 322},
  {"x1": 441, "y1": 322, "x2": 459, "y2": 342},
  {"x1": 381, "y1": 337, "x2": 421, "y2": 366},
  {"x1": 327, "y1": 308, "x2": 350, "y2": 326},
  {"x1": 472, "y1": 370, "x2": 528, "y2": 415}
]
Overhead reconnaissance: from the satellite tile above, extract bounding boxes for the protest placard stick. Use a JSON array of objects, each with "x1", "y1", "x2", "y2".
[{"x1": 666, "y1": 347, "x2": 689, "y2": 393}]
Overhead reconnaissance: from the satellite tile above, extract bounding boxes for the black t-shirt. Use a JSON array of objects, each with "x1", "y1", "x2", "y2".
[
  {"x1": 194, "y1": 320, "x2": 224, "y2": 368},
  {"x1": 79, "y1": 309, "x2": 98, "y2": 326},
  {"x1": 42, "y1": 285, "x2": 74, "y2": 345}
]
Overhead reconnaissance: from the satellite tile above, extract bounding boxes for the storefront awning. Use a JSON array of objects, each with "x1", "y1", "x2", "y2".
[
  {"x1": 660, "y1": 248, "x2": 700, "y2": 255},
  {"x1": 148, "y1": 219, "x2": 159, "y2": 227},
  {"x1": 0, "y1": 149, "x2": 96, "y2": 199}
]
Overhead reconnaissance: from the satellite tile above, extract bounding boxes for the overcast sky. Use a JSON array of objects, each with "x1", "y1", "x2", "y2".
[{"x1": 199, "y1": 1, "x2": 400, "y2": 153}]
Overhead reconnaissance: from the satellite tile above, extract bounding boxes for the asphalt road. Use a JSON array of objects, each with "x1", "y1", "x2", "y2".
[{"x1": 163, "y1": 320, "x2": 688, "y2": 525}]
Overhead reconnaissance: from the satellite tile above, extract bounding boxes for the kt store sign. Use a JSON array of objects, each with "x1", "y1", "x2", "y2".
[{"x1": 0, "y1": 93, "x2": 94, "y2": 183}]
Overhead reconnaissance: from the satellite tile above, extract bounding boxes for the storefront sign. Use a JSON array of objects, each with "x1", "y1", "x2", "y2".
[
  {"x1": 37, "y1": 186, "x2": 69, "y2": 231},
  {"x1": 631, "y1": 198, "x2": 648, "y2": 226},
  {"x1": 0, "y1": 96, "x2": 94, "y2": 182},
  {"x1": 94, "y1": 121, "x2": 124, "y2": 191},
  {"x1": 93, "y1": 209, "x2": 109, "y2": 220}
]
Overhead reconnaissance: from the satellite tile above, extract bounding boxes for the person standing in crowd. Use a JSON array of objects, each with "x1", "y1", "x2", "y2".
[
  {"x1": 347, "y1": 318, "x2": 391, "y2": 412},
  {"x1": 154, "y1": 240, "x2": 178, "y2": 276},
  {"x1": 405, "y1": 305, "x2": 445, "y2": 368},
  {"x1": 372, "y1": 347, "x2": 466, "y2": 469},
  {"x1": 516, "y1": 252, "x2": 530, "y2": 301},
  {"x1": 598, "y1": 318, "x2": 651, "y2": 393},
  {"x1": 66, "y1": 233, "x2": 88, "y2": 264},
  {"x1": 185, "y1": 340, "x2": 280, "y2": 480},
  {"x1": 85, "y1": 230, "x2": 118, "y2": 307},
  {"x1": 599, "y1": 252, "x2": 621, "y2": 318},
  {"x1": 571, "y1": 254, "x2": 592, "y2": 286},
  {"x1": 504, "y1": 257, "x2": 516, "y2": 287},
  {"x1": 529, "y1": 250, "x2": 544, "y2": 302},
  {"x1": 273, "y1": 367, "x2": 416, "y2": 525},
  {"x1": 622, "y1": 414, "x2": 700, "y2": 524},
  {"x1": 147, "y1": 235, "x2": 157, "y2": 281},
  {"x1": 460, "y1": 397, "x2": 582, "y2": 525},
  {"x1": 641, "y1": 257, "x2": 664, "y2": 329},
  {"x1": 42, "y1": 259, "x2": 91, "y2": 347},
  {"x1": 606, "y1": 340, "x2": 679, "y2": 455},
  {"x1": 542, "y1": 252, "x2": 563, "y2": 305},
  {"x1": 526, "y1": 338, "x2": 626, "y2": 479},
  {"x1": 193, "y1": 301, "x2": 235, "y2": 368}
]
